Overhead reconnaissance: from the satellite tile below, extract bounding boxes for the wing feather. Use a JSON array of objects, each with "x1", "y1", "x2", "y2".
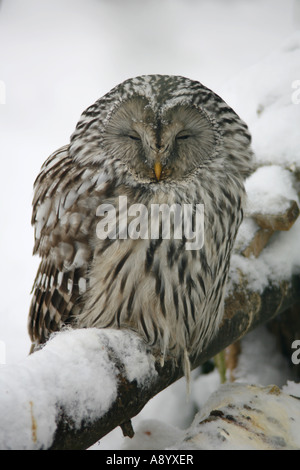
[{"x1": 28, "y1": 145, "x2": 108, "y2": 349}]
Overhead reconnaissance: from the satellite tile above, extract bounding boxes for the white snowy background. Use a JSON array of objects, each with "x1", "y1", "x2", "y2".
[{"x1": 0, "y1": 0, "x2": 300, "y2": 450}]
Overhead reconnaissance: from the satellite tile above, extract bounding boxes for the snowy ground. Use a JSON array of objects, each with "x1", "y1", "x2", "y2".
[{"x1": 0, "y1": 0, "x2": 300, "y2": 450}]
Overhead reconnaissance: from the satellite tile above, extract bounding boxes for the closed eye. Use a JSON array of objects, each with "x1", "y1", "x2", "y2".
[
  {"x1": 176, "y1": 132, "x2": 191, "y2": 140},
  {"x1": 127, "y1": 133, "x2": 141, "y2": 141}
]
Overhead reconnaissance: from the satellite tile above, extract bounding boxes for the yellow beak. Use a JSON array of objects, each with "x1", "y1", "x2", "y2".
[{"x1": 154, "y1": 161, "x2": 162, "y2": 181}]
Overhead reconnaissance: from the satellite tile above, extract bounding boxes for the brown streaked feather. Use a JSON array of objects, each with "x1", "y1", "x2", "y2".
[
  {"x1": 28, "y1": 259, "x2": 86, "y2": 346},
  {"x1": 28, "y1": 145, "x2": 108, "y2": 350}
]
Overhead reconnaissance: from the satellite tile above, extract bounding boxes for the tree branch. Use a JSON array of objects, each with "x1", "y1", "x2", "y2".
[
  {"x1": 50, "y1": 274, "x2": 300, "y2": 450},
  {"x1": 1, "y1": 274, "x2": 299, "y2": 450}
]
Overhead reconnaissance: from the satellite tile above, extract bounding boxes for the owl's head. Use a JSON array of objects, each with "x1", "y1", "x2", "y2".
[{"x1": 70, "y1": 75, "x2": 253, "y2": 186}]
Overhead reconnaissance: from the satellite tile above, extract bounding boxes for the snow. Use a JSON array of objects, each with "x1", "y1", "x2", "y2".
[
  {"x1": 283, "y1": 380, "x2": 300, "y2": 398},
  {"x1": 245, "y1": 165, "x2": 299, "y2": 216},
  {"x1": 0, "y1": 328, "x2": 155, "y2": 450},
  {"x1": 224, "y1": 35, "x2": 300, "y2": 293},
  {"x1": 99, "y1": 329, "x2": 157, "y2": 386},
  {"x1": 233, "y1": 326, "x2": 294, "y2": 387},
  {"x1": 229, "y1": 170, "x2": 300, "y2": 292},
  {"x1": 119, "y1": 420, "x2": 184, "y2": 451},
  {"x1": 1, "y1": 0, "x2": 300, "y2": 451},
  {"x1": 230, "y1": 218, "x2": 300, "y2": 292},
  {"x1": 221, "y1": 31, "x2": 300, "y2": 169}
]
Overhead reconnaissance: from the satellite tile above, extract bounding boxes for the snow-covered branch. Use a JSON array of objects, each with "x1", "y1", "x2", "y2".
[{"x1": 0, "y1": 274, "x2": 299, "y2": 450}]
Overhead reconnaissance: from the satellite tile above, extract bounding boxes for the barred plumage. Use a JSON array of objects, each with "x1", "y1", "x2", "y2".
[{"x1": 28, "y1": 75, "x2": 253, "y2": 377}]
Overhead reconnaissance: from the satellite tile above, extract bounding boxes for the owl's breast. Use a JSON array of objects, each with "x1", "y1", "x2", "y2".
[{"x1": 77, "y1": 178, "x2": 240, "y2": 359}]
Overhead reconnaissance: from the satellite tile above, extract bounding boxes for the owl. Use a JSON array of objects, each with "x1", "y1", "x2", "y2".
[{"x1": 28, "y1": 75, "x2": 253, "y2": 380}]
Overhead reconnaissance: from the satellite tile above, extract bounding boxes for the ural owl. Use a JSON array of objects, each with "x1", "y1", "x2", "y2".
[{"x1": 28, "y1": 75, "x2": 253, "y2": 379}]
